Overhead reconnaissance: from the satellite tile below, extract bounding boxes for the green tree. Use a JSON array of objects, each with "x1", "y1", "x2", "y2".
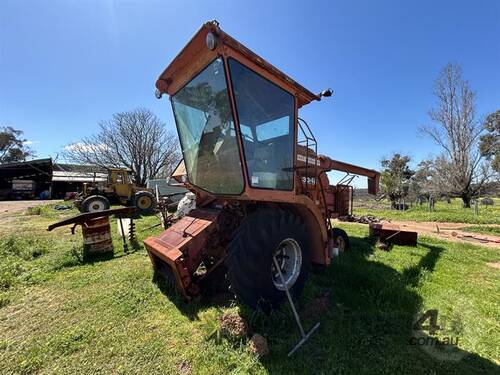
[
  {"x1": 0, "y1": 127, "x2": 34, "y2": 163},
  {"x1": 479, "y1": 110, "x2": 500, "y2": 173},
  {"x1": 380, "y1": 153, "x2": 415, "y2": 206},
  {"x1": 408, "y1": 159, "x2": 433, "y2": 202}
]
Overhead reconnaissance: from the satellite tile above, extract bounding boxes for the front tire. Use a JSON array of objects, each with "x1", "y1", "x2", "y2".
[
  {"x1": 133, "y1": 191, "x2": 156, "y2": 214},
  {"x1": 331, "y1": 228, "x2": 349, "y2": 253},
  {"x1": 225, "y1": 208, "x2": 311, "y2": 310},
  {"x1": 81, "y1": 195, "x2": 110, "y2": 213}
]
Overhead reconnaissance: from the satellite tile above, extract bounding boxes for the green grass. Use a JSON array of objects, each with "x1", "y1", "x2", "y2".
[
  {"x1": 353, "y1": 197, "x2": 500, "y2": 224},
  {"x1": 0, "y1": 205, "x2": 499, "y2": 374}
]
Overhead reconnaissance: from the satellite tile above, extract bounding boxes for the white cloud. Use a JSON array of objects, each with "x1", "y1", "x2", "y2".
[
  {"x1": 64, "y1": 142, "x2": 109, "y2": 153},
  {"x1": 23, "y1": 140, "x2": 39, "y2": 146}
]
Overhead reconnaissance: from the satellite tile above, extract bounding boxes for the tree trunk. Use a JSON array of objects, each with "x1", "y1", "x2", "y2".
[{"x1": 462, "y1": 195, "x2": 471, "y2": 208}]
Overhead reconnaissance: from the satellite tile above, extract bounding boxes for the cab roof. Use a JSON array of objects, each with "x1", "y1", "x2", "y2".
[{"x1": 156, "y1": 21, "x2": 320, "y2": 108}]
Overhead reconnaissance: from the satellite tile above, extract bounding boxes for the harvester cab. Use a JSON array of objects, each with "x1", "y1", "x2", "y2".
[{"x1": 145, "y1": 21, "x2": 380, "y2": 309}]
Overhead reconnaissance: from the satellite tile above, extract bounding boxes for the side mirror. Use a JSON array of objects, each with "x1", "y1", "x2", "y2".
[{"x1": 320, "y1": 88, "x2": 333, "y2": 98}]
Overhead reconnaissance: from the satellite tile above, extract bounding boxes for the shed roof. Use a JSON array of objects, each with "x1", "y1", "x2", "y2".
[{"x1": 0, "y1": 158, "x2": 53, "y2": 181}]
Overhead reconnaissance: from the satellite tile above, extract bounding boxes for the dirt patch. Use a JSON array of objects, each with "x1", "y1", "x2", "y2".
[
  {"x1": 386, "y1": 220, "x2": 500, "y2": 248},
  {"x1": 248, "y1": 334, "x2": 269, "y2": 357},
  {"x1": 486, "y1": 262, "x2": 500, "y2": 270},
  {"x1": 302, "y1": 292, "x2": 330, "y2": 320},
  {"x1": 177, "y1": 360, "x2": 192, "y2": 375},
  {"x1": 336, "y1": 219, "x2": 500, "y2": 248},
  {"x1": 0, "y1": 200, "x2": 62, "y2": 225},
  {"x1": 0, "y1": 200, "x2": 58, "y2": 215},
  {"x1": 220, "y1": 311, "x2": 247, "y2": 339}
]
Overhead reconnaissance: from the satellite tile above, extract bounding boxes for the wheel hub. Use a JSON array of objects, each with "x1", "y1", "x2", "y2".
[
  {"x1": 89, "y1": 201, "x2": 105, "y2": 212},
  {"x1": 138, "y1": 197, "x2": 151, "y2": 208},
  {"x1": 272, "y1": 238, "x2": 302, "y2": 291},
  {"x1": 334, "y1": 235, "x2": 346, "y2": 253}
]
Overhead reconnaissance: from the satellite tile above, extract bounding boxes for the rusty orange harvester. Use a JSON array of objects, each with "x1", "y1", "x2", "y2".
[{"x1": 145, "y1": 21, "x2": 380, "y2": 309}]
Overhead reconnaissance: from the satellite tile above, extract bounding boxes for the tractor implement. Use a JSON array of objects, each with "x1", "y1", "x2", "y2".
[
  {"x1": 146, "y1": 21, "x2": 381, "y2": 309},
  {"x1": 144, "y1": 208, "x2": 222, "y2": 299}
]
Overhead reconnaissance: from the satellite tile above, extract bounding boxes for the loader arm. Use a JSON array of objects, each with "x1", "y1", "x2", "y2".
[{"x1": 318, "y1": 156, "x2": 380, "y2": 195}]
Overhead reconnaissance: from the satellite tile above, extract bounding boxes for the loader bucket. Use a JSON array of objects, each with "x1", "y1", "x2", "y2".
[{"x1": 144, "y1": 208, "x2": 221, "y2": 299}]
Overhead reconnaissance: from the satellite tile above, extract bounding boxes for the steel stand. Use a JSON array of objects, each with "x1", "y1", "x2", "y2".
[
  {"x1": 272, "y1": 255, "x2": 320, "y2": 357},
  {"x1": 118, "y1": 217, "x2": 128, "y2": 253}
]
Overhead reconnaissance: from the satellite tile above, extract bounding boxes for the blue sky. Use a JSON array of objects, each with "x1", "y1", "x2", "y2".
[{"x1": 1, "y1": 1, "x2": 499, "y2": 186}]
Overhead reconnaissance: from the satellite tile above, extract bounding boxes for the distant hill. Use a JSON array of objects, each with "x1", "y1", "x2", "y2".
[{"x1": 353, "y1": 188, "x2": 369, "y2": 198}]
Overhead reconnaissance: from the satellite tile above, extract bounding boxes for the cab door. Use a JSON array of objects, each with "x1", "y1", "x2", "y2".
[{"x1": 113, "y1": 171, "x2": 131, "y2": 199}]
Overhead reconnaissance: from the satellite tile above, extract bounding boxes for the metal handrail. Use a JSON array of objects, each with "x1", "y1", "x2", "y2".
[{"x1": 297, "y1": 118, "x2": 318, "y2": 191}]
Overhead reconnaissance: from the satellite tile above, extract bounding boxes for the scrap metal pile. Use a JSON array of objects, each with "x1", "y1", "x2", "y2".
[{"x1": 338, "y1": 214, "x2": 380, "y2": 224}]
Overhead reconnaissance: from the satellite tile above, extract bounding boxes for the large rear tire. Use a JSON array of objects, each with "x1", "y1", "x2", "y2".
[
  {"x1": 225, "y1": 208, "x2": 311, "y2": 310},
  {"x1": 81, "y1": 195, "x2": 110, "y2": 213},
  {"x1": 133, "y1": 191, "x2": 156, "y2": 214}
]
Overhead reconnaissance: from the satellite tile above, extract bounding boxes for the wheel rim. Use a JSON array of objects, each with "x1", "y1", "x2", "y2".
[
  {"x1": 88, "y1": 200, "x2": 105, "y2": 212},
  {"x1": 335, "y1": 235, "x2": 346, "y2": 253},
  {"x1": 272, "y1": 238, "x2": 302, "y2": 291},
  {"x1": 137, "y1": 196, "x2": 152, "y2": 209}
]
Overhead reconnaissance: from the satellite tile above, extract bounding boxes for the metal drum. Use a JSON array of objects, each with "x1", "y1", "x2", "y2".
[{"x1": 82, "y1": 216, "x2": 113, "y2": 255}]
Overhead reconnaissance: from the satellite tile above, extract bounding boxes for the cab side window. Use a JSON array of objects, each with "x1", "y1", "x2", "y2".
[{"x1": 229, "y1": 59, "x2": 295, "y2": 190}]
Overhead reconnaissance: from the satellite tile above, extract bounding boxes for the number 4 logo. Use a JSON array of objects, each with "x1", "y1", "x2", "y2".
[{"x1": 413, "y1": 309, "x2": 441, "y2": 335}]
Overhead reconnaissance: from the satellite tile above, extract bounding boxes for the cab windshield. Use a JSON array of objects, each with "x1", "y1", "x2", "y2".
[{"x1": 171, "y1": 58, "x2": 244, "y2": 194}]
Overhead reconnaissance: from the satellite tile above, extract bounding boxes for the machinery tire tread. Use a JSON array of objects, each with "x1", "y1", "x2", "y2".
[
  {"x1": 225, "y1": 207, "x2": 311, "y2": 310},
  {"x1": 133, "y1": 191, "x2": 157, "y2": 214},
  {"x1": 81, "y1": 195, "x2": 110, "y2": 213},
  {"x1": 331, "y1": 227, "x2": 350, "y2": 253}
]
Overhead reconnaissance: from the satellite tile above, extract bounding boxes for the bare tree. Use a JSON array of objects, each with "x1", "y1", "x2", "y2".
[
  {"x1": 64, "y1": 108, "x2": 181, "y2": 186},
  {"x1": 420, "y1": 63, "x2": 493, "y2": 207}
]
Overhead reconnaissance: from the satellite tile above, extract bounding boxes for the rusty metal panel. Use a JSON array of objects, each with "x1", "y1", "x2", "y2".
[
  {"x1": 82, "y1": 217, "x2": 113, "y2": 254},
  {"x1": 144, "y1": 208, "x2": 221, "y2": 299},
  {"x1": 156, "y1": 218, "x2": 208, "y2": 247},
  {"x1": 369, "y1": 223, "x2": 418, "y2": 246},
  {"x1": 336, "y1": 185, "x2": 352, "y2": 216}
]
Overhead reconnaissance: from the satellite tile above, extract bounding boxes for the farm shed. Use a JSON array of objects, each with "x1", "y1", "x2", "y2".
[
  {"x1": 0, "y1": 158, "x2": 106, "y2": 200},
  {"x1": 51, "y1": 163, "x2": 107, "y2": 198},
  {"x1": 0, "y1": 158, "x2": 53, "y2": 199}
]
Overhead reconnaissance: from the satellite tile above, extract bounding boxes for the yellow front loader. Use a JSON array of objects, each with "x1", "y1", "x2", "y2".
[{"x1": 74, "y1": 168, "x2": 157, "y2": 214}]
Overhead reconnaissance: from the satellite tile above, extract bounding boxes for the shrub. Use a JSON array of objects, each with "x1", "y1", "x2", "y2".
[
  {"x1": 26, "y1": 206, "x2": 43, "y2": 215},
  {"x1": 198, "y1": 309, "x2": 222, "y2": 344},
  {"x1": 481, "y1": 197, "x2": 494, "y2": 206}
]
